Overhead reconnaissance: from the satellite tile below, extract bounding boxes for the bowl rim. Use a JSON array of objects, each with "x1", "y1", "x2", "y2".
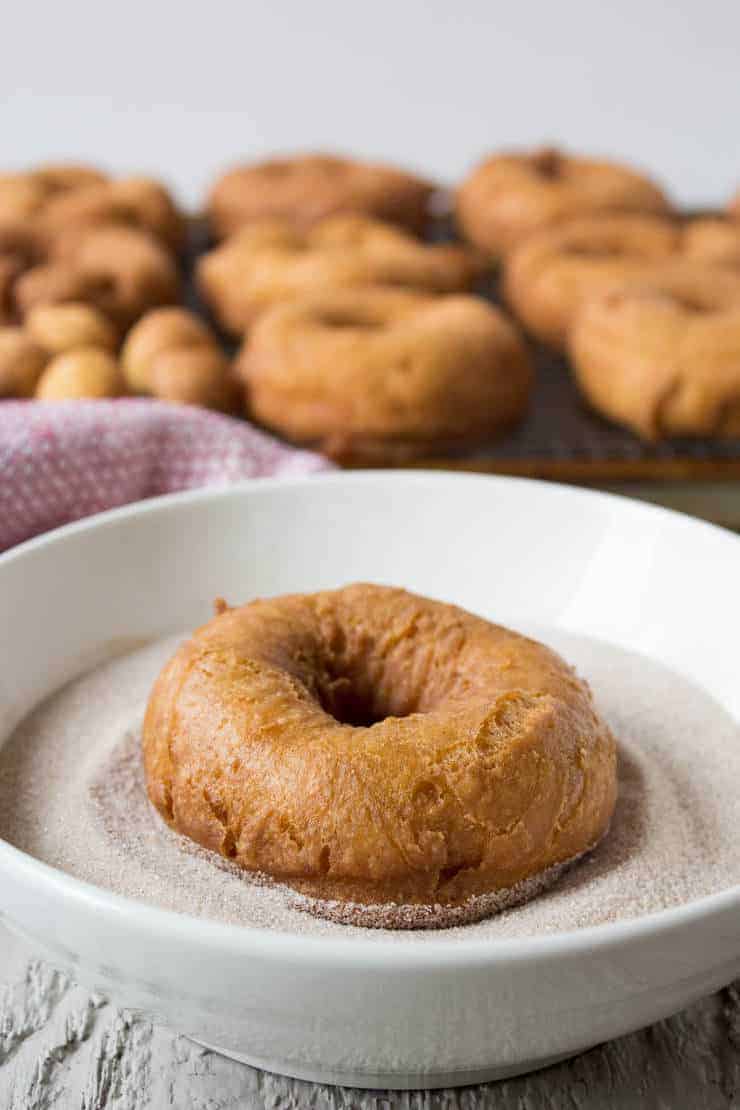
[{"x1": 1, "y1": 469, "x2": 739, "y2": 970}]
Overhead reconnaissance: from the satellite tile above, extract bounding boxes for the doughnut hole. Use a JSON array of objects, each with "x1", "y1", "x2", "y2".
[
  {"x1": 0, "y1": 327, "x2": 49, "y2": 397},
  {"x1": 149, "y1": 347, "x2": 239, "y2": 412},
  {"x1": 121, "y1": 307, "x2": 215, "y2": 393},
  {"x1": 26, "y1": 302, "x2": 118, "y2": 355},
  {"x1": 35, "y1": 346, "x2": 124, "y2": 400}
]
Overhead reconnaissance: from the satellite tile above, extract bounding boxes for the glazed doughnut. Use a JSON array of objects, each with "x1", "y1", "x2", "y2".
[
  {"x1": 569, "y1": 264, "x2": 740, "y2": 439},
  {"x1": 197, "y1": 215, "x2": 481, "y2": 334},
  {"x1": 236, "y1": 287, "x2": 533, "y2": 462},
  {"x1": 457, "y1": 147, "x2": 671, "y2": 258},
  {"x1": 42, "y1": 177, "x2": 184, "y2": 252},
  {"x1": 17, "y1": 226, "x2": 180, "y2": 329},
  {"x1": 143, "y1": 584, "x2": 617, "y2": 928},
  {"x1": 208, "y1": 153, "x2": 435, "y2": 239},
  {"x1": 503, "y1": 214, "x2": 681, "y2": 348}
]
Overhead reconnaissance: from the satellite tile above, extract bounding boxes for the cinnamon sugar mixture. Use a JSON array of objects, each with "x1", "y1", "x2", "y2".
[{"x1": 0, "y1": 628, "x2": 738, "y2": 942}]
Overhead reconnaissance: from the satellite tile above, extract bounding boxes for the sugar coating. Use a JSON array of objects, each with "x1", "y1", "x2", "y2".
[{"x1": 0, "y1": 628, "x2": 738, "y2": 943}]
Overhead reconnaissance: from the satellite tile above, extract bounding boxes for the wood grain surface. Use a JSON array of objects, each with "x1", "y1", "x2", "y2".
[{"x1": 1, "y1": 926, "x2": 738, "y2": 1109}]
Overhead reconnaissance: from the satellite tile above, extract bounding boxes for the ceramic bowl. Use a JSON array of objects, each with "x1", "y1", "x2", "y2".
[{"x1": 0, "y1": 472, "x2": 738, "y2": 1089}]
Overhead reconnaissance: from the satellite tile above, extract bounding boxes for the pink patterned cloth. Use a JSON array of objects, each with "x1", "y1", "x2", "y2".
[{"x1": 0, "y1": 399, "x2": 333, "y2": 552}]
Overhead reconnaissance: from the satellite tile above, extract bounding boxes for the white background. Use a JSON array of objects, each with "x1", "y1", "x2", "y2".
[{"x1": 3, "y1": 0, "x2": 738, "y2": 211}]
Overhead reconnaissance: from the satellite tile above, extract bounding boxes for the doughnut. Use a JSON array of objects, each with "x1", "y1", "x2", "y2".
[
  {"x1": 42, "y1": 176, "x2": 184, "y2": 252},
  {"x1": 0, "y1": 327, "x2": 48, "y2": 397},
  {"x1": 0, "y1": 163, "x2": 107, "y2": 223},
  {"x1": 457, "y1": 147, "x2": 671, "y2": 258},
  {"x1": 121, "y1": 307, "x2": 215, "y2": 393},
  {"x1": 503, "y1": 214, "x2": 681, "y2": 348},
  {"x1": 196, "y1": 215, "x2": 481, "y2": 334},
  {"x1": 143, "y1": 584, "x2": 617, "y2": 928},
  {"x1": 236, "y1": 287, "x2": 533, "y2": 462},
  {"x1": 13, "y1": 261, "x2": 113, "y2": 323},
  {"x1": 569, "y1": 264, "x2": 740, "y2": 438},
  {"x1": 208, "y1": 153, "x2": 435, "y2": 239},
  {"x1": 35, "y1": 346, "x2": 124, "y2": 400},
  {"x1": 31, "y1": 164, "x2": 109, "y2": 194},
  {"x1": 16, "y1": 226, "x2": 180, "y2": 329},
  {"x1": 26, "y1": 302, "x2": 117, "y2": 355}
]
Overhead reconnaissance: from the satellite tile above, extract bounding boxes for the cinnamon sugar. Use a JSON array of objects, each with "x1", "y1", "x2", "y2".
[{"x1": 0, "y1": 628, "x2": 738, "y2": 942}]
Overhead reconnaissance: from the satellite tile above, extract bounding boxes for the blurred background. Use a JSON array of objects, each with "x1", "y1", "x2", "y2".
[{"x1": 3, "y1": 0, "x2": 737, "y2": 210}]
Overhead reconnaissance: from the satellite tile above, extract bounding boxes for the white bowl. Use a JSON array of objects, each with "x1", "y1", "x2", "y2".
[{"x1": 0, "y1": 472, "x2": 738, "y2": 1090}]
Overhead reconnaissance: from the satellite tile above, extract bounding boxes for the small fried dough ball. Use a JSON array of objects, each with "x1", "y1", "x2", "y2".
[
  {"x1": 120, "y1": 307, "x2": 214, "y2": 393},
  {"x1": 0, "y1": 327, "x2": 49, "y2": 397},
  {"x1": 26, "y1": 302, "x2": 117, "y2": 355},
  {"x1": 35, "y1": 346, "x2": 124, "y2": 400},
  {"x1": 149, "y1": 347, "x2": 239, "y2": 412}
]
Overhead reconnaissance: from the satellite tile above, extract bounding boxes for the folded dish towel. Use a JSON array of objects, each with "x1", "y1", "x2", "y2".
[{"x1": 0, "y1": 400, "x2": 332, "y2": 553}]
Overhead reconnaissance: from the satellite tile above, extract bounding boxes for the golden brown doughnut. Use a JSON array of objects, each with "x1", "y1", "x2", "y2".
[
  {"x1": 236, "y1": 287, "x2": 533, "y2": 461},
  {"x1": 0, "y1": 163, "x2": 107, "y2": 223},
  {"x1": 35, "y1": 346, "x2": 124, "y2": 400},
  {"x1": 17, "y1": 226, "x2": 180, "y2": 329},
  {"x1": 208, "y1": 153, "x2": 435, "y2": 239},
  {"x1": 682, "y1": 217, "x2": 740, "y2": 269},
  {"x1": 457, "y1": 147, "x2": 671, "y2": 258},
  {"x1": 31, "y1": 164, "x2": 109, "y2": 194},
  {"x1": 503, "y1": 214, "x2": 681, "y2": 348},
  {"x1": 121, "y1": 307, "x2": 215, "y2": 393},
  {"x1": 143, "y1": 584, "x2": 616, "y2": 928},
  {"x1": 26, "y1": 302, "x2": 117, "y2": 355},
  {"x1": 13, "y1": 261, "x2": 112, "y2": 322},
  {"x1": 197, "y1": 214, "x2": 481, "y2": 334},
  {"x1": 0, "y1": 327, "x2": 48, "y2": 397},
  {"x1": 42, "y1": 176, "x2": 184, "y2": 252},
  {"x1": 569, "y1": 264, "x2": 740, "y2": 438}
]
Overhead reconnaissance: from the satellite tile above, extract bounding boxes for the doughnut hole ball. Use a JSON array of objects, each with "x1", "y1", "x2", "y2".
[
  {"x1": 149, "y1": 346, "x2": 240, "y2": 413},
  {"x1": 0, "y1": 327, "x2": 49, "y2": 397},
  {"x1": 120, "y1": 307, "x2": 215, "y2": 393},
  {"x1": 35, "y1": 346, "x2": 125, "y2": 401},
  {"x1": 26, "y1": 302, "x2": 118, "y2": 356}
]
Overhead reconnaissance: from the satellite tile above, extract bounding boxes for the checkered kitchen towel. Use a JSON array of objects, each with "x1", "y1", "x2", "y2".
[{"x1": 0, "y1": 399, "x2": 332, "y2": 552}]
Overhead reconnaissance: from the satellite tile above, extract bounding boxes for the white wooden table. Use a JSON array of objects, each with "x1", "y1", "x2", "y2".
[{"x1": 1, "y1": 924, "x2": 738, "y2": 1109}]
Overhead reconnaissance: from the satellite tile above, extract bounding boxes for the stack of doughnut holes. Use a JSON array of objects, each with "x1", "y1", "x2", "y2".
[{"x1": 1, "y1": 150, "x2": 740, "y2": 448}]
